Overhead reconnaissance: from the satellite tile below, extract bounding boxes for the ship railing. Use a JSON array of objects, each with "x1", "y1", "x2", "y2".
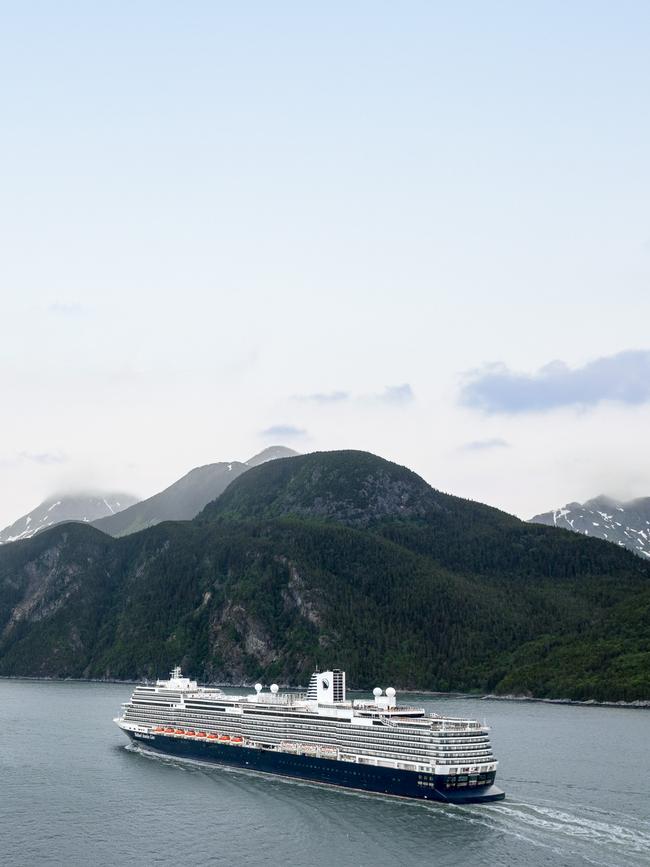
[
  {"x1": 354, "y1": 703, "x2": 425, "y2": 714},
  {"x1": 376, "y1": 714, "x2": 430, "y2": 727},
  {"x1": 252, "y1": 692, "x2": 308, "y2": 705},
  {"x1": 429, "y1": 715, "x2": 483, "y2": 725}
]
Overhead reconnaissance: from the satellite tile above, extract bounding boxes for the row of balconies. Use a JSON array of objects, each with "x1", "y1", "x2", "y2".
[{"x1": 125, "y1": 711, "x2": 493, "y2": 762}]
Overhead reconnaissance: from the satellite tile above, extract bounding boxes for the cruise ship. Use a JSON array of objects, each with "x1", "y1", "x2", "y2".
[{"x1": 115, "y1": 667, "x2": 505, "y2": 803}]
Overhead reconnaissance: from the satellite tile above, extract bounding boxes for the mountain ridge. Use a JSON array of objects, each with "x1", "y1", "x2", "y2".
[
  {"x1": 0, "y1": 492, "x2": 138, "y2": 545},
  {"x1": 530, "y1": 494, "x2": 650, "y2": 559},
  {"x1": 0, "y1": 450, "x2": 648, "y2": 701},
  {"x1": 89, "y1": 445, "x2": 299, "y2": 537}
]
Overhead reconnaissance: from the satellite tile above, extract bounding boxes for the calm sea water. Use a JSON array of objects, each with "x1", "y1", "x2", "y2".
[{"x1": 1, "y1": 680, "x2": 648, "y2": 866}]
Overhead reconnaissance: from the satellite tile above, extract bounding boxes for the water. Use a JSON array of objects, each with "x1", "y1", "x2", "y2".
[{"x1": 1, "y1": 681, "x2": 648, "y2": 866}]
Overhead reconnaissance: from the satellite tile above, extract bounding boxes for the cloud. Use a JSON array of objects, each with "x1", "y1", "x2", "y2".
[
  {"x1": 292, "y1": 384, "x2": 415, "y2": 407},
  {"x1": 378, "y1": 384, "x2": 414, "y2": 405},
  {"x1": 48, "y1": 302, "x2": 87, "y2": 316},
  {"x1": 295, "y1": 391, "x2": 350, "y2": 404},
  {"x1": 260, "y1": 424, "x2": 308, "y2": 439},
  {"x1": 460, "y1": 438, "x2": 510, "y2": 451},
  {"x1": 460, "y1": 350, "x2": 650, "y2": 414},
  {"x1": 19, "y1": 450, "x2": 69, "y2": 465}
]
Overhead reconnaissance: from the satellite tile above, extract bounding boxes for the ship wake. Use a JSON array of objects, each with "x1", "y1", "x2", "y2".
[{"x1": 443, "y1": 799, "x2": 650, "y2": 866}]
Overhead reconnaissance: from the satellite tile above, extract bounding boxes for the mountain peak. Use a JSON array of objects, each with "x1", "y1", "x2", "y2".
[
  {"x1": 530, "y1": 494, "x2": 650, "y2": 559},
  {"x1": 201, "y1": 449, "x2": 445, "y2": 527},
  {"x1": 92, "y1": 461, "x2": 251, "y2": 537},
  {"x1": 245, "y1": 445, "x2": 299, "y2": 468},
  {"x1": 0, "y1": 492, "x2": 138, "y2": 544}
]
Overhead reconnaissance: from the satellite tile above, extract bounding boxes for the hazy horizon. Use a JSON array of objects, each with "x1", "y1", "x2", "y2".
[{"x1": 2, "y1": 3, "x2": 650, "y2": 527}]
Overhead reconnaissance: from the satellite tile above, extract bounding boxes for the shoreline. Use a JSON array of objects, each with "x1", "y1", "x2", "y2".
[{"x1": 1, "y1": 674, "x2": 648, "y2": 708}]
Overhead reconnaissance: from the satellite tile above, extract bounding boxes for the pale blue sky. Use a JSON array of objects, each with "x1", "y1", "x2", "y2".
[{"x1": 2, "y1": 2, "x2": 650, "y2": 525}]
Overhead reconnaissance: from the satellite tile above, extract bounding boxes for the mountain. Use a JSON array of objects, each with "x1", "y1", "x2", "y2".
[
  {"x1": 0, "y1": 493, "x2": 138, "y2": 544},
  {"x1": 530, "y1": 495, "x2": 650, "y2": 559},
  {"x1": 245, "y1": 445, "x2": 299, "y2": 468},
  {"x1": 200, "y1": 449, "x2": 446, "y2": 526},
  {"x1": 0, "y1": 450, "x2": 648, "y2": 701},
  {"x1": 92, "y1": 462, "x2": 249, "y2": 537},
  {"x1": 92, "y1": 445, "x2": 298, "y2": 537}
]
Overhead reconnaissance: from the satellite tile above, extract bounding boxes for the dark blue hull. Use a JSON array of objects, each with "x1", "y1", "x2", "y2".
[{"x1": 125, "y1": 731, "x2": 505, "y2": 804}]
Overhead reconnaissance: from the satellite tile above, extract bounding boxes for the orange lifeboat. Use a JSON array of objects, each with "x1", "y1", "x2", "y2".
[
  {"x1": 175, "y1": 729, "x2": 185, "y2": 735},
  {"x1": 196, "y1": 732, "x2": 207, "y2": 738},
  {"x1": 231, "y1": 736, "x2": 243, "y2": 744},
  {"x1": 207, "y1": 733, "x2": 218, "y2": 740},
  {"x1": 218, "y1": 734, "x2": 230, "y2": 742},
  {"x1": 186, "y1": 730, "x2": 196, "y2": 736},
  {"x1": 164, "y1": 727, "x2": 174, "y2": 733}
]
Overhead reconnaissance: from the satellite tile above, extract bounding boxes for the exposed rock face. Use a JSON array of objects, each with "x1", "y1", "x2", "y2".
[
  {"x1": 282, "y1": 561, "x2": 322, "y2": 627},
  {"x1": 209, "y1": 601, "x2": 278, "y2": 675},
  {"x1": 0, "y1": 526, "x2": 115, "y2": 675}
]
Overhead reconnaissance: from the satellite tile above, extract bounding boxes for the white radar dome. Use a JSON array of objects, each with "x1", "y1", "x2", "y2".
[
  {"x1": 254, "y1": 683, "x2": 262, "y2": 693},
  {"x1": 386, "y1": 687, "x2": 396, "y2": 697},
  {"x1": 373, "y1": 687, "x2": 382, "y2": 697},
  {"x1": 270, "y1": 683, "x2": 279, "y2": 694}
]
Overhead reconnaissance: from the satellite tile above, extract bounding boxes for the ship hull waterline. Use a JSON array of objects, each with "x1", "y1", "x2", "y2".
[{"x1": 123, "y1": 730, "x2": 505, "y2": 804}]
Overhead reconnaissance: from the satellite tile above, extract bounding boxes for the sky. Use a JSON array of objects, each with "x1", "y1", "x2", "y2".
[{"x1": 1, "y1": 1, "x2": 650, "y2": 527}]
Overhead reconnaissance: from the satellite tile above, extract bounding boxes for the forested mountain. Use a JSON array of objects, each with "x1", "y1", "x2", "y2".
[
  {"x1": 530, "y1": 495, "x2": 650, "y2": 559},
  {"x1": 0, "y1": 451, "x2": 648, "y2": 701},
  {"x1": 92, "y1": 446, "x2": 298, "y2": 537},
  {"x1": 0, "y1": 493, "x2": 138, "y2": 544}
]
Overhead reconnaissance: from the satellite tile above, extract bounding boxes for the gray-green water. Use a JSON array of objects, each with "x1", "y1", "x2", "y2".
[{"x1": 1, "y1": 680, "x2": 648, "y2": 866}]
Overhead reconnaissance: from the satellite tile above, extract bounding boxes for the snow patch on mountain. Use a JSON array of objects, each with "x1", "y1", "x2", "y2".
[
  {"x1": 530, "y1": 495, "x2": 650, "y2": 559},
  {"x1": 0, "y1": 493, "x2": 139, "y2": 545}
]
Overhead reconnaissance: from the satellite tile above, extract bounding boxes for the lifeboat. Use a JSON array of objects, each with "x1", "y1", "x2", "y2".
[
  {"x1": 174, "y1": 729, "x2": 185, "y2": 735},
  {"x1": 218, "y1": 734, "x2": 230, "y2": 742},
  {"x1": 196, "y1": 732, "x2": 207, "y2": 738},
  {"x1": 164, "y1": 727, "x2": 174, "y2": 733},
  {"x1": 207, "y1": 733, "x2": 218, "y2": 739},
  {"x1": 154, "y1": 727, "x2": 164, "y2": 733},
  {"x1": 186, "y1": 730, "x2": 196, "y2": 736},
  {"x1": 231, "y1": 736, "x2": 243, "y2": 744}
]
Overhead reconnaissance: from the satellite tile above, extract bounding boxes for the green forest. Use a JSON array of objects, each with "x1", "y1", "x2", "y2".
[{"x1": 1, "y1": 451, "x2": 648, "y2": 701}]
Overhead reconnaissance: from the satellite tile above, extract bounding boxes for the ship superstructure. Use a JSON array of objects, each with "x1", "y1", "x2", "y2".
[{"x1": 115, "y1": 667, "x2": 505, "y2": 803}]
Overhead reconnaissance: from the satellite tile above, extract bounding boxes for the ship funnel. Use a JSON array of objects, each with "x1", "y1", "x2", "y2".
[{"x1": 306, "y1": 669, "x2": 346, "y2": 704}]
